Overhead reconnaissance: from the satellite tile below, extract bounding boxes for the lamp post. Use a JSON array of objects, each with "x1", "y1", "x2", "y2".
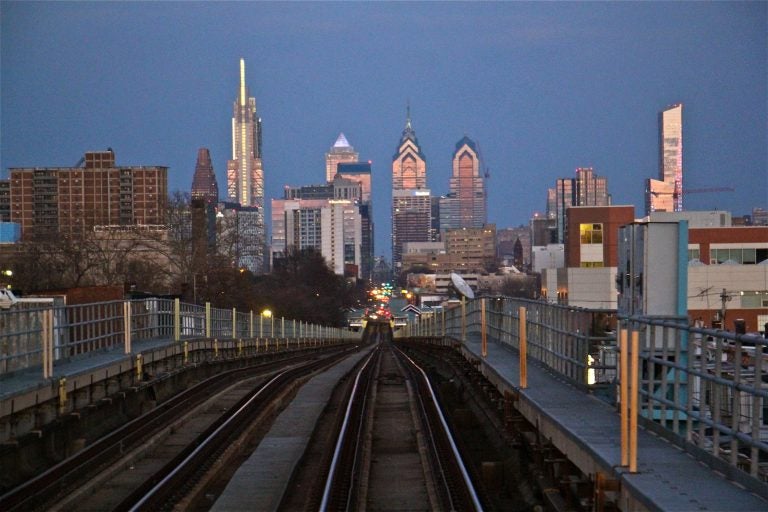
[{"x1": 261, "y1": 309, "x2": 272, "y2": 337}]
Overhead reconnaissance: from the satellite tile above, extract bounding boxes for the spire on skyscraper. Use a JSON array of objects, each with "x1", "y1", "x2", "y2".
[
  {"x1": 334, "y1": 133, "x2": 351, "y2": 148},
  {"x1": 191, "y1": 148, "x2": 219, "y2": 204}
]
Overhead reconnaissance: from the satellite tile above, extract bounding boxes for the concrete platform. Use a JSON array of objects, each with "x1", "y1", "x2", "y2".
[
  {"x1": 0, "y1": 338, "x2": 178, "y2": 418},
  {"x1": 460, "y1": 333, "x2": 768, "y2": 511},
  {"x1": 211, "y1": 346, "x2": 373, "y2": 511}
]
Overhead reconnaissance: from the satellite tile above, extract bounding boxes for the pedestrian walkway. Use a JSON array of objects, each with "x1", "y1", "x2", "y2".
[
  {"x1": 211, "y1": 345, "x2": 374, "y2": 511},
  {"x1": 461, "y1": 333, "x2": 767, "y2": 511}
]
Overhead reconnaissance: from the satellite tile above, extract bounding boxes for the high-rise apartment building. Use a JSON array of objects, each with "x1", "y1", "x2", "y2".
[
  {"x1": 336, "y1": 162, "x2": 375, "y2": 280},
  {"x1": 546, "y1": 167, "x2": 610, "y2": 243},
  {"x1": 271, "y1": 177, "x2": 365, "y2": 278},
  {"x1": 325, "y1": 134, "x2": 359, "y2": 182},
  {"x1": 5, "y1": 149, "x2": 167, "y2": 238},
  {"x1": 191, "y1": 148, "x2": 219, "y2": 204},
  {"x1": 439, "y1": 136, "x2": 487, "y2": 231},
  {"x1": 392, "y1": 107, "x2": 431, "y2": 270},
  {"x1": 646, "y1": 103, "x2": 683, "y2": 215},
  {"x1": 226, "y1": 58, "x2": 265, "y2": 272}
]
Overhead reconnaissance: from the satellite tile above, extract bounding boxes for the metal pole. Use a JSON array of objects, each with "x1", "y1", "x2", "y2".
[
  {"x1": 519, "y1": 306, "x2": 527, "y2": 389},
  {"x1": 620, "y1": 328, "x2": 629, "y2": 467},
  {"x1": 124, "y1": 301, "x2": 132, "y2": 354},
  {"x1": 232, "y1": 308, "x2": 237, "y2": 339},
  {"x1": 461, "y1": 296, "x2": 466, "y2": 343},
  {"x1": 630, "y1": 329, "x2": 639, "y2": 473},
  {"x1": 205, "y1": 302, "x2": 211, "y2": 338},
  {"x1": 174, "y1": 298, "x2": 181, "y2": 342},
  {"x1": 481, "y1": 298, "x2": 487, "y2": 357}
]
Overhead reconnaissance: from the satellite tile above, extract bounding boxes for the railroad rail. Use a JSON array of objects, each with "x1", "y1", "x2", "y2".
[
  {"x1": 0, "y1": 348, "x2": 351, "y2": 511},
  {"x1": 320, "y1": 325, "x2": 484, "y2": 511}
]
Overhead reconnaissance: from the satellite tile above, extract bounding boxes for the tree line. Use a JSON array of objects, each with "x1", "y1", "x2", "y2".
[{"x1": 0, "y1": 192, "x2": 368, "y2": 327}]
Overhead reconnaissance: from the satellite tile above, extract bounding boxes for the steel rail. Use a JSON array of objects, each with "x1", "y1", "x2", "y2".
[
  {"x1": 0, "y1": 359, "x2": 284, "y2": 511},
  {"x1": 319, "y1": 348, "x2": 378, "y2": 511},
  {"x1": 128, "y1": 368, "x2": 290, "y2": 511},
  {"x1": 397, "y1": 347, "x2": 484, "y2": 511}
]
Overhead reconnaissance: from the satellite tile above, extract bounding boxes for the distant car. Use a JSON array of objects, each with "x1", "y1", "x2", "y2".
[{"x1": 0, "y1": 289, "x2": 19, "y2": 309}]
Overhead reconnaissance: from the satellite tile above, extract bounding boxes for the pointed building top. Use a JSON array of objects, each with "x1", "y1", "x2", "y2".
[
  {"x1": 405, "y1": 101, "x2": 412, "y2": 132},
  {"x1": 333, "y1": 132, "x2": 351, "y2": 148},
  {"x1": 239, "y1": 58, "x2": 247, "y2": 107}
]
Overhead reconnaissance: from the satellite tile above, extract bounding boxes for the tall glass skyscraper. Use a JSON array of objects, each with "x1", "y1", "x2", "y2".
[
  {"x1": 226, "y1": 58, "x2": 265, "y2": 273},
  {"x1": 325, "y1": 133, "x2": 359, "y2": 182},
  {"x1": 439, "y1": 136, "x2": 486, "y2": 231},
  {"x1": 546, "y1": 167, "x2": 610, "y2": 243},
  {"x1": 392, "y1": 106, "x2": 431, "y2": 271},
  {"x1": 646, "y1": 103, "x2": 683, "y2": 215}
]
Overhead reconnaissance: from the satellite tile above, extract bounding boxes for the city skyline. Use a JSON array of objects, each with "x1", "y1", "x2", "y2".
[{"x1": 1, "y1": 2, "x2": 766, "y2": 261}]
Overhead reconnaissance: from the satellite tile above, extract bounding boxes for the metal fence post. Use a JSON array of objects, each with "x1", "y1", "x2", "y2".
[
  {"x1": 42, "y1": 309, "x2": 54, "y2": 379},
  {"x1": 519, "y1": 306, "x2": 527, "y2": 389},
  {"x1": 124, "y1": 301, "x2": 132, "y2": 354},
  {"x1": 630, "y1": 329, "x2": 639, "y2": 473},
  {"x1": 174, "y1": 298, "x2": 181, "y2": 342},
  {"x1": 620, "y1": 328, "x2": 629, "y2": 467},
  {"x1": 205, "y1": 302, "x2": 211, "y2": 338},
  {"x1": 481, "y1": 298, "x2": 487, "y2": 357}
]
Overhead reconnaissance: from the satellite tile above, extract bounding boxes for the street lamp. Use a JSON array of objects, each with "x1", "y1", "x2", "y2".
[{"x1": 261, "y1": 309, "x2": 273, "y2": 337}]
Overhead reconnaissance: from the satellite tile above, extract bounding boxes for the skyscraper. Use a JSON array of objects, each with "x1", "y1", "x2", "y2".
[
  {"x1": 439, "y1": 136, "x2": 487, "y2": 231},
  {"x1": 325, "y1": 133, "x2": 359, "y2": 182},
  {"x1": 392, "y1": 106, "x2": 431, "y2": 271},
  {"x1": 546, "y1": 167, "x2": 610, "y2": 243},
  {"x1": 191, "y1": 148, "x2": 219, "y2": 204},
  {"x1": 226, "y1": 58, "x2": 264, "y2": 273},
  {"x1": 646, "y1": 103, "x2": 683, "y2": 215}
]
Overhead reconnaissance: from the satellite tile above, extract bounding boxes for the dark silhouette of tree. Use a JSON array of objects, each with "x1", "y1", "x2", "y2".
[{"x1": 251, "y1": 246, "x2": 355, "y2": 326}]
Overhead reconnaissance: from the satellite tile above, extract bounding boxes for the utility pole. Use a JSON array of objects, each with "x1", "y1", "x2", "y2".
[{"x1": 719, "y1": 288, "x2": 731, "y2": 328}]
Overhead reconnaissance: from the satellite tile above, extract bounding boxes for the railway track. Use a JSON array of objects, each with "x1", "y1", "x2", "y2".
[
  {"x1": 319, "y1": 325, "x2": 484, "y2": 511},
  {"x1": 0, "y1": 348, "x2": 352, "y2": 512}
]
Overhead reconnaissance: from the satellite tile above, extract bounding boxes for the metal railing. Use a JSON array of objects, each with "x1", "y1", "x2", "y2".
[
  {"x1": 400, "y1": 296, "x2": 768, "y2": 486},
  {"x1": 0, "y1": 298, "x2": 358, "y2": 377}
]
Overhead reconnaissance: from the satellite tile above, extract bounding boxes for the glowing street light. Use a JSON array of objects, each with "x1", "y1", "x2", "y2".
[{"x1": 261, "y1": 309, "x2": 273, "y2": 337}]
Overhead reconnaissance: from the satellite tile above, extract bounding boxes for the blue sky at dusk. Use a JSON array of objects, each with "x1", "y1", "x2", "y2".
[{"x1": 2, "y1": 1, "x2": 766, "y2": 260}]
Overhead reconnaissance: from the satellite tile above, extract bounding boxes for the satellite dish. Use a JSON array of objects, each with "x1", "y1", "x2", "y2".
[{"x1": 450, "y1": 273, "x2": 475, "y2": 299}]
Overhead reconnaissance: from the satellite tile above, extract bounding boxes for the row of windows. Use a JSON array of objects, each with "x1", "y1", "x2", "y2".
[
  {"x1": 710, "y1": 248, "x2": 768, "y2": 265},
  {"x1": 690, "y1": 248, "x2": 768, "y2": 265}
]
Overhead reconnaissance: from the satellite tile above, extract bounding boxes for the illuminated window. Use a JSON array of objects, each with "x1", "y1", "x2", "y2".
[{"x1": 579, "y1": 223, "x2": 603, "y2": 244}]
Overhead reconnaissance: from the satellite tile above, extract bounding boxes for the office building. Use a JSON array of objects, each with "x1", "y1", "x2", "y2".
[
  {"x1": 5, "y1": 149, "x2": 167, "y2": 238},
  {"x1": 646, "y1": 103, "x2": 683, "y2": 215},
  {"x1": 539, "y1": 205, "x2": 635, "y2": 307},
  {"x1": 546, "y1": 167, "x2": 610, "y2": 243},
  {"x1": 392, "y1": 107, "x2": 431, "y2": 270},
  {"x1": 271, "y1": 177, "x2": 365, "y2": 279},
  {"x1": 325, "y1": 134, "x2": 359, "y2": 182},
  {"x1": 336, "y1": 162, "x2": 374, "y2": 280},
  {"x1": 217, "y1": 202, "x2": 263, "y2": 274},
  {"x1": 439, "y1": 136, "x2": 486, "y2": 231},
  {"x1": 191, "y1": 148, "x2": 219, "y2": 204},
  {"x1": 225, "y1": 59, "x2": 264, "y2": 273}
]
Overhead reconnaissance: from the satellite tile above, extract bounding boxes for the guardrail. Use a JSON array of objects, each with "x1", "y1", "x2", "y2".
[
  {"x1": 400, "y1": 295, "x2": 768, "y2": 486},
  {"x1": 0, "y1": 298, "x2": 358, "y2": 377}
]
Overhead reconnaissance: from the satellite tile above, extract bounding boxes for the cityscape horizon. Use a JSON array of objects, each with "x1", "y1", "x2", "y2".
[{"x1": 2, "y1": 2, "x2": 766, "y2": 262}]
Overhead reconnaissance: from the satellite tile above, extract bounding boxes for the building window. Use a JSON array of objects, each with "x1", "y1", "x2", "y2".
[
  {"x1": 741, "y1": 291, "x2": 768, "y2": 308},
  {"x1": 580, "y1": 223, "x2": 603, "y2": 244}
]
